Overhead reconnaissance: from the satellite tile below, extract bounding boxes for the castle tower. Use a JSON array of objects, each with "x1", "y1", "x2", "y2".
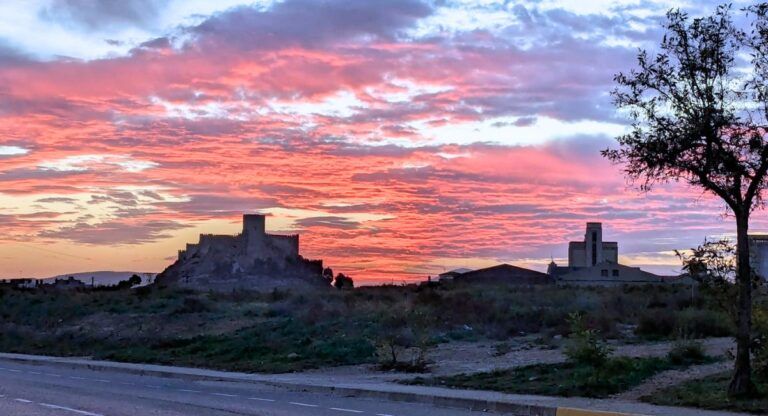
[
  {"x1": 243, "y1": 214, "x2": 266, "y2": 251},
  {"x1": 243, "y1": 214, "x2": 266, "y2": 236},
  {"x1": 585, "y1": 222, "x2": 603, "y2": 266}
]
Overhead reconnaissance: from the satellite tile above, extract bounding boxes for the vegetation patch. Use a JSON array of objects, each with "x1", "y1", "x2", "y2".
[
  {"x1": 0, "y1": 283, "x2": 733, "y2": 373},
  {"x1": 642, "y1": 372, "x2": 768, "y2": 414},
  {"x1": 406, "y1": 356, "x2": 701, "y2": 398},
  {"x1": 407, "y1": 315, "x2": 717, "y2": 399}
]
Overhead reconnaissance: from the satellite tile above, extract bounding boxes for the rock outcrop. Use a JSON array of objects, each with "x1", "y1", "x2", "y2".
[{"x1": 156, "y1": 214, "x2": 327, "y2": 291}]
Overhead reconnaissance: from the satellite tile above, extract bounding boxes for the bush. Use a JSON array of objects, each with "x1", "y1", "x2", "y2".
[
  {"x1": 753, "y1": 304, "x2": 768, "y2": 381},
  {"x1": 642, "y1": 372, "x2": 768, "y2": 414},
  {"x1": 579, "y1": 357, "x2": 670, "y2": 396},
  {"x1": 374, "y1": 308, "x2": 433, "y2": 373},
  {"x1": 635, "y1": 309, "x2": 732, "y2": 340},
  {"x1": 563, "y1": 312, "x2": 613, "y2": 368},
  {"x1": 410, "y1": 356, "x2": 674, "y2": 398},
  {"x1": 493, "y1": 342, "x2": 512, "y2": 357},
  {"x1": 635, "y1": 311, "x2": 676, "y2": 339},
  {"x1": 667, "y1": 340, "x2": 708, "y2": 366},
  {"x1": 333, "y1": 273, "x2": 354, "y2": 290},
  {"x1": 674, "y1": 309, "x2": 732, "y2": 338}
]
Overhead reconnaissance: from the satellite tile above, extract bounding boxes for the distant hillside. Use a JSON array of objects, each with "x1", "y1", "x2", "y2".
[{"x1": 43, "y1": 271, "x2": 155, "y2": 287}]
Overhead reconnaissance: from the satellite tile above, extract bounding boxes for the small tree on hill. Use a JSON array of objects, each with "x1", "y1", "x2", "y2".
[
  {"x1": 604, "y1": 4, "x2": 768, "y2": 396},
  {"x1": 333, "y1": 273, "x2": 354, "y2": 290},
  {"x1": 115, "y1": 274, "x2": 142, "y2": 290},
  {"x1": 127, "y1": 274, "x2": 142, "y2": 286}
]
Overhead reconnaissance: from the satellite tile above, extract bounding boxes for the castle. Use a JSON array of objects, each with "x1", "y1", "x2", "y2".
[{"x1": 156, "y1": 214, "x2": 326, "y2": 291}]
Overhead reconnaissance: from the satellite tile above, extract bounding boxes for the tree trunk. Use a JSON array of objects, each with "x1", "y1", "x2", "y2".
[{"x1": 728, "y1": 211, "x2": 757, "y2": 397}]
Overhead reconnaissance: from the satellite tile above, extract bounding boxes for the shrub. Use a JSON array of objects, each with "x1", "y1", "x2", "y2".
[
  {"x1": 674, "y1": 309, "x2": 733, "y2": 338},
  {"x1": 635, "y1": 311, "x2": 676, "y2": 339},
  {"x1": 753, "y1": 304, "x2": 768, "y2": 381},
  {"x1": 493, "y1": 342, "x2": 512, "y2": 357},
  {"x1": 333, "y1": 273, "x2": 354, "y2": 290},
  {"x1": 564, "y1": 312, "x2": 613, "y2": 368},
  {"x1": 373, "y1": 307, "x2": 434, "y2": 373},
  {"x1": 374, "y1": 312, "x2": 413, "y2": 367},
  {"x1": 667, "y1": 340, "x2": 708, "y2": 366}
]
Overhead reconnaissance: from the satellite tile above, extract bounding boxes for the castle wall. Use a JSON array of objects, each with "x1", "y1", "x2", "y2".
[
  {"x1": 305, "y1": 259, "x2": 323, "y2": 271},
  {"x1": 198, "y1": 234, "x2": 241, "y2": 256},
  {"x1": 269, "y1": 234, "x2": 299, "y2": 258},
  {"x1": 181, "y1": 243, "x2": 200, "y2": 260}
]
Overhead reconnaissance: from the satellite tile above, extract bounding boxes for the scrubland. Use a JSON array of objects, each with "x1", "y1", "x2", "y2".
[{"x1": 0, "y1": 281, "x2": 735, "y2": 373}]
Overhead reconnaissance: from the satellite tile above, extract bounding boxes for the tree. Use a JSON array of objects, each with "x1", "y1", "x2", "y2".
[
  {"x1": 677, "y1": 239, "x2": 737, "y2": 285},
  {"x1": 115, "y1": 274, "x2": 142, "y2": 289},
  {"x1": 563, "y1": 312, "x2": 613, "y2": 368},
  {"x1": 127, "y1": 274, "x2": 142, "y2": 286},
  {"x1": 603, "y1": 4, "x2": 768, "y2": 396},
  {"x1": 375, "y1": 311, "x2": 413, "y2": 368},
  {"x1": 333, "y1": 273, "x2": 354, "y2": 290}
]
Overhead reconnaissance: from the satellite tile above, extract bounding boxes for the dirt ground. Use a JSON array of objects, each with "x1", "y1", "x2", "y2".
[{"x1": 301, "y1": 336, "x2": 734, "y2": 381}]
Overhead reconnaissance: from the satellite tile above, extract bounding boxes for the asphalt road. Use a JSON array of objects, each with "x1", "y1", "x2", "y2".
[{"x1": 0, "y1": 359, "x2": 490, "y2": 416}]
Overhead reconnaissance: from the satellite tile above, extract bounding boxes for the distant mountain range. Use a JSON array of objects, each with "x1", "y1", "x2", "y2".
[{"x1": 42, "y1": 271, "x2": 156, "y2": 287}]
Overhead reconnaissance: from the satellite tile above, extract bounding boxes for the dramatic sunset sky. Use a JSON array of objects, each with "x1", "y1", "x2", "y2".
[{"x1": 0, "y1": 0, "x2": 763, "y2": 284}]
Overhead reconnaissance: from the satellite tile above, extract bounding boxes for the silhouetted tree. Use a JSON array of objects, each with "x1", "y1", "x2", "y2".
[
  {"x1": 114, "y1": 274, "x2": 142, "y2": 290},
  {"x1": 127, "y1": 274, "x2": 142, "y2": 286},
  {"x1": 604, "y1": 4, "x2": 768, "y2": 396},
  {"x1": 333, "y1": 273, "x2": 354, "y2": 290}
]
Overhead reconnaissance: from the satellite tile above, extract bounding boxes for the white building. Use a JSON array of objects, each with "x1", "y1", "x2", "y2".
[
  {"x1": 549, "y1": 222, "x2": 666, "y2": 285},
  {"x1": 749, "y1": 234, "x2": 768, "y2": 280}
]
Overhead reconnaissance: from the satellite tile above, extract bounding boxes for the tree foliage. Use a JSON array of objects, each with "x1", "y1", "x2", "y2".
[
  {"x1": 604, "y1": 5, "x2": 768, "y2": 208},
  {"x1": 677, "y1": 239, "x2": 740, "y2": 323},
  {"x1": 677, "y1": 239, "x2": 737, "y2": 285},
  {"x1": 333, "y1": 273, "x2": 354, "y2": 290}
]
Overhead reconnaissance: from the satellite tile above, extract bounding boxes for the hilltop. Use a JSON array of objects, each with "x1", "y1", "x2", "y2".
[{"x1": 42, "y1": 271, "x2": 155, "y2": 287}]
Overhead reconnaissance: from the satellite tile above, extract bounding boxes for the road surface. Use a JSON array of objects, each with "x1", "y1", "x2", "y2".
[{"x1": 0, "y1": 359, "x2": 491, "y2": 416}]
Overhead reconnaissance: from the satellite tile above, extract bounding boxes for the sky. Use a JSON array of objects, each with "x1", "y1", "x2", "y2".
[{"x1": 0, "y1": 0, "x2": 763, "y2": 284}]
